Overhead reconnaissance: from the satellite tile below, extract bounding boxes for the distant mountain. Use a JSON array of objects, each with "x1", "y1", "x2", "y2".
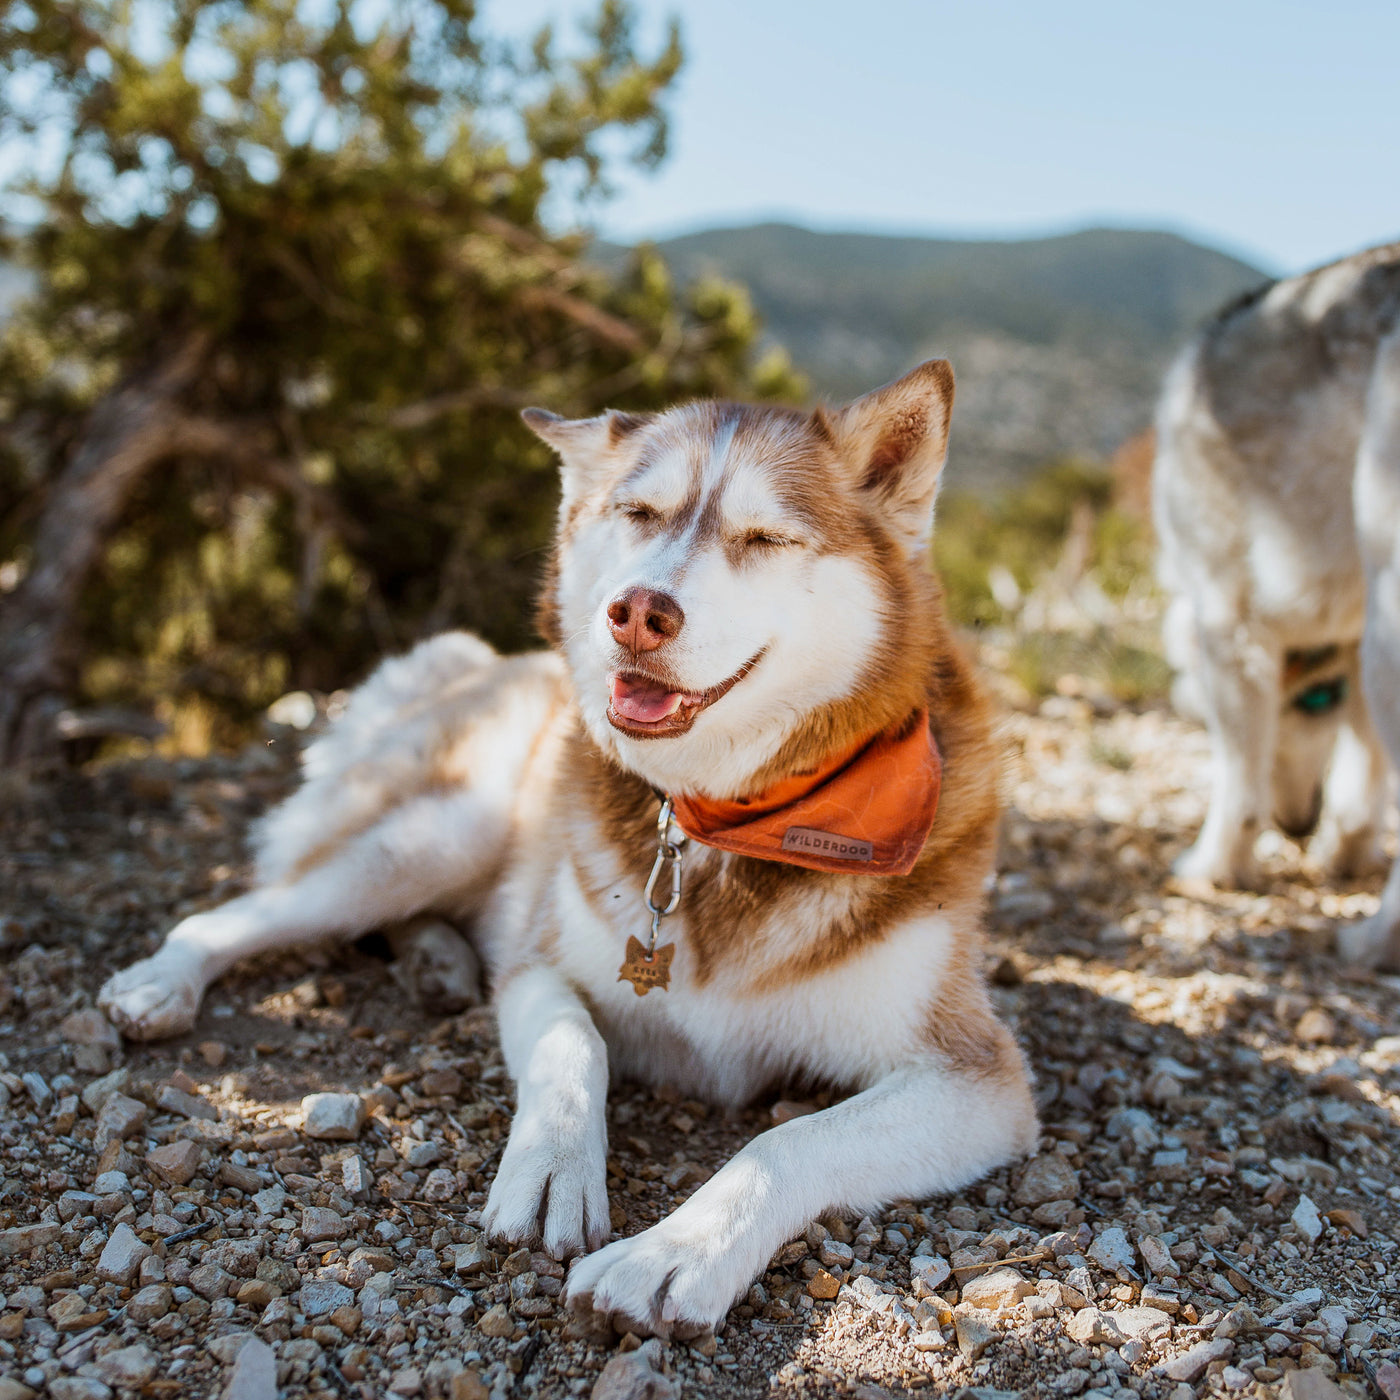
[{"x1": 597, "y1": 223, "x2": 1270, "y2": 488}]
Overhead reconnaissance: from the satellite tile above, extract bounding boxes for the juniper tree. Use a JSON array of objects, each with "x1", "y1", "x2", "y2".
[{"x1": 0, "y1": 0, "x2": 798, "y2": 760}]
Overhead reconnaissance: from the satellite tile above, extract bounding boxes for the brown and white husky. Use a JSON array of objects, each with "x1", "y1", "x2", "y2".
[{"x1": 99, "y1": 361, "x2": 1037, "y2": 1338}]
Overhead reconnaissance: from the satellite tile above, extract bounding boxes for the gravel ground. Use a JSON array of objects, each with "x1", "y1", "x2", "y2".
[{"x1": 2, "y1": 680, "x2": 1399, "y2": 1400}]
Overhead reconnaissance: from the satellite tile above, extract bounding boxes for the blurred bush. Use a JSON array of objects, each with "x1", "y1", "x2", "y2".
[
  {"x1": 0, "y1": 0, "x2": 801, "y2": 759},
  {"x1": 935, "y1": 461, "x2": 1171, "y2": 705}
]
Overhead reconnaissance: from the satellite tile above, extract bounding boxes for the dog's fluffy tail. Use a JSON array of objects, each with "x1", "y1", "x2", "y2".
[{"x1": 253, "y1": 630, "x2": 501, "y2": 886}]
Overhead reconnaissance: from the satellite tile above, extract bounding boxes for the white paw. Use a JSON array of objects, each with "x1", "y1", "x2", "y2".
[
  {"x1": 482, "y1": 1121, "x2": 609, "y2": 1260},
  {"x1": 98, "y1": 946, "x2": 208, "y2": 1040},
  {"x1": 1172, "y1": 841, "x2": 1256, "y2": 889},
  {"x1": 1336, "y1": 913, "x2": 1400, "y2": 970},
  {"x1": 387, "y1": 916, "x2": 482, "y2": 1013},
  {"x1": 1308, "y1": 823, "x2": 1388, "y2": 881},
  {"x1": 566, "y1": 1222, "x2": 748, "y2": 1340}
]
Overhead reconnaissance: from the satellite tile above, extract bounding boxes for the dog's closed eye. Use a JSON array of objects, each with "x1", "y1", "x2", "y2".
[
  {"x1": 739, "y1": 529, "x2": 796, "y2": 550},
  {"x1": 618, "y1": 501, "x2": 663, "y2": 526}
]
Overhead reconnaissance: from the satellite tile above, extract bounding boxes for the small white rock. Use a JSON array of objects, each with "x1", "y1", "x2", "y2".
[
  {"x1": 92, "y1": 1344, "x2": 158, "y2": 1388},
  {"x1": 302, "y1": 1091, "x2": 365, "y2": 1140},
  {"x1": 96, "y1": 1222, "x2": 151, "y2": 1284},
  {"x1": 910, "y1": 1253, "x2": 952, "y2": 1293},
  {"x1": 223, "y1": 1334, "x2": 278, "y2": 1400},
  {"x1": 1088, "y1": 1226, "x2": 1136, "y2": 1276},
  {"x1": 299, "y1": 1277, "x2": 355, "y2": 1317},
  {"x1": 300, "y1": 1206, "x2": 346, "y2": 1243},
  {"x1": 1292, "y1": 1194, "x2": 1325, "y2": 1246}
]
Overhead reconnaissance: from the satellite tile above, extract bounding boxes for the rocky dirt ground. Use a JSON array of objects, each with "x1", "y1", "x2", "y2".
[{"x1": 2, "y1": 677, "x2": 1399, "y2": 1400}]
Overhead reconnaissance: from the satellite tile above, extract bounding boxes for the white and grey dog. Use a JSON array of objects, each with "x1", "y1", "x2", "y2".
[{"x1": 1154, "y1": 240, "x2": 1400, "y2": 968}]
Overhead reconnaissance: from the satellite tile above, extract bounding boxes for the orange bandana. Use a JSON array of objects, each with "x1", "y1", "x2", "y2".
[{"x1": 670, "y1": 710, "x2": 941, "y2": 875}]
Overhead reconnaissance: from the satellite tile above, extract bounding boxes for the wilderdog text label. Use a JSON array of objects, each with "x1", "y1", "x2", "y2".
[{"x1": 781, "y1": 827, "x2": 874, "y2": 863}]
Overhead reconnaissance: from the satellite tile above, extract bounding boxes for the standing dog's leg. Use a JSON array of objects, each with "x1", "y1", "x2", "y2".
[
  {"x1": 566, "y1": 1023, "x2": 1036, "y2": 1339},
  {"x1": 483, "y1": 966, "x2": 612, "y2": 1259},
  {"x1": 1174, "y1": 617, "x2": 1280, "y2": 887},
  {"x1": 1310, "y1": 702, "x2": 1391, "y2": 879},
  {"x1": 99, "y1": 789, "x2": 500, "y2": 1038},
  {"x1": 1340, "y1": 329, "x2": 1400, "y2": 968}
]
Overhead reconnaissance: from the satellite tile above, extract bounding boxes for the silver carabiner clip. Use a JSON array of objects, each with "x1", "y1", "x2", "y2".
[{"x1": 642, "y1": 796, "x2": 686, "y2": 948}]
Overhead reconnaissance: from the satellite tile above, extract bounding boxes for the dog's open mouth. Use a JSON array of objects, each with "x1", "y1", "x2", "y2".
[{"x1": 607, "y1": 652, "x2": 764, "y2": 738}]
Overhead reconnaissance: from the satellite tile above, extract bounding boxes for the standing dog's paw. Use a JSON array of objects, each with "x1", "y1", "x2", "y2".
[
  {"x1": 482, "y1": 1126, "x2": 609, "y2": 1260},
  {"x1": 566, "y1": 1226, "x2": 744, "y2": 1340},
  {"x1": 1171, "y1": 842, "x2": 1256, "y2": 890},
  {"x1": 98, "y1": 948, "x2": 206, "y2": 1040},
  {"x1": 1336, "y1": 913, "x2": 1400, "y2": 971}
]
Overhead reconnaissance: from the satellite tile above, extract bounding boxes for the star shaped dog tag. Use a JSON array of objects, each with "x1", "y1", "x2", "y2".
[{"x1": 618, "y1": 935, "x2": 675, "y2": 995}]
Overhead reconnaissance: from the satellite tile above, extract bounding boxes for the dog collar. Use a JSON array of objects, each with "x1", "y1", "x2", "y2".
[
  {"x1": 669, "y1": 708, "x2": 942, "y2": 876},
  {"x1": 617, "y1": 713, "x2": 941, "y2": 995}
]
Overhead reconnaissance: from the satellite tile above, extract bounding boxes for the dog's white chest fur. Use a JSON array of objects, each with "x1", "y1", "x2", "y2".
[{"x1": 533, "y1": 847, "x2": 954, "y2": 1104}]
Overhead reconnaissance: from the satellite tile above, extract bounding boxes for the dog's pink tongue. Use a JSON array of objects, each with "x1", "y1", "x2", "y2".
[{"x1": 611, "y1": 674, "x2": 686, "y2": 723}]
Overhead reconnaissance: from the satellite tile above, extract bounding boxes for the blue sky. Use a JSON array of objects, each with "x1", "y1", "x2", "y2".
[{"x1": 491, "y1": 0, "x2": 1400, "y2": 275}]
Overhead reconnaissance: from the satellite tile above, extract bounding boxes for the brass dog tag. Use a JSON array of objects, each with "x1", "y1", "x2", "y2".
[{"x1": 618, "y1": 936, "x2": 675, "y2": 995}]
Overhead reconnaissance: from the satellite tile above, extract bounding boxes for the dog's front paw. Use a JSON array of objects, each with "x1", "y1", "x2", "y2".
[
  {"x1": 98, "y1": 947, "x2": 208, "y2": 1041},
  {"x1": 483, "y1": 1124, "x2": 609, "y2": 1260},
  {"x1": 566, "y1": 1225, "x2": 746, "y2": 1340},
  {"x1": 1336, "y1": 912, "x2": 1400, "y2": 970},
  {"x1": 1171, "y1": 840, "x2": 1256, "y2": 890},
  {"x1": 1309, "y1": 822, "x2": 1388, "y2": 881}
]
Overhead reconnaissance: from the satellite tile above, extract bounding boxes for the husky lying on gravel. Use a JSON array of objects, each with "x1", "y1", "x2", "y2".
[
  {"x1": 1154, "y1": 241, "x2": 1400, "y2": 968},
  {"x1": 100, "y1": 362, "x2": 1037, "y2": 1337}
]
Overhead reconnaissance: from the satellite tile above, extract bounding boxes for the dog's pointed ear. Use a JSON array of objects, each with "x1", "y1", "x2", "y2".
[
  {"x1": 522, "y1": 407, "x2": 652, "y2": 506},
  {"x1": 822, "y1": 360, "x2": 954, "y2": 554}
]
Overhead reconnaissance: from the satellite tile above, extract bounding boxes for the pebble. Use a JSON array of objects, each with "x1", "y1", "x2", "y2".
[
  {"x1": 954, "y1": 1311, "x2": 999, "y2": 1360},
  {"x1": 422, "y1": 1166, "x2": 457, "y2": 1201},
  {"x1": 960, "y1": 1267, "x2": 1034, "y2": 1311},
  {"x1": 59, "y1": 1008, "x2": 121, "y2": 1048},
  {"x1": 591, "y1": 1339, "x2": 677, "y2": 1400},
  {"x1": 223, "y1": 1334, "x2": 278, "y2": 1400},
  {"x1": 93, "y1": 1344, "x2": 159, "y2": 1387},
  {"x1": 1371, "y1": 1363, "x2": 1400, "y2": 1400},
  {"x1": 1281, "y1": 1372, "x2": 1350, "y2": 1400},
  {"x1": 453, "y1": 1240, "x2": 489, "y2": 1275},
  {"x1": 300, "y1": 1278, "x2": 355, "y2": 1317},
  {"x1": 156, "y1": 1083, "x2": 217, "y2": 1120},
  {"x1": 450, "y1": 1374, "x2": 489, "y2": 1400},
  {"x1": 1324, "y1": 1207, "x2": 1367, "y2": 1238},
  {"x1": 146, "y1": 1139, "x2": 204, "y2": 1185},
  {"x1": 48, "y1": 1381, "x2": 112, "y2": 1400},
  {"x1": 96, "y1": 1222, "x2": 150, "y2": 1284},
  {"x1": 251, "y1": 1184, "x2": 286, "y2": 1215},
  {"x1": 476, "y1": 1303, "x2": 515, "y2": 1338},
  {"x1": 1292, "y1": 1194, "x2": 1325, "y2": 1245},
  {"x1": 94, "y1": 1092, "x2": 147, "y2": 1144},
  {"x1": 807, "y1": 1269, "x2": 841, "y2": 1300},
  {"x1": 1014, "y1": 1154, "x2": 1079, "y2": 1205},
  {"x1": 128, "y1": 1283, "x2": 173, "y2": 1322},
  {"x1": 1137, "y1": 1234, "x2": 1179, "y2": 1277},
  {"x1": 301, "y1": 1206, "x2": 347, "y2": 1242},
  {"x1": 0, "y1": 1223, "x2": 61, "y2": 1257},
  {"x1": 342, "y1": 1155, "x2": 373, "y2": 1195},
  {"x1": 80, "y1": 1068, "x2": 130, "y2": 1114},
  {"x1": 1087, "y1": 1226, "x2": 1136, "y2": 1277},
  {"x1": 1158, "y1": 1339, "x2": 1234, "y2": 1382},
  {"x1": 909, "y1": 1253, "x2": 951, "y2": 1292},
  {"x1": 303, "y1": 1091, "x2": 366, "y2": 1139}
]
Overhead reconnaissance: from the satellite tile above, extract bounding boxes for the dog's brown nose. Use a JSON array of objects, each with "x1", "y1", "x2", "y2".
[{"x1": 606, "y1": 587, "x2": 684, "y2": 653}]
